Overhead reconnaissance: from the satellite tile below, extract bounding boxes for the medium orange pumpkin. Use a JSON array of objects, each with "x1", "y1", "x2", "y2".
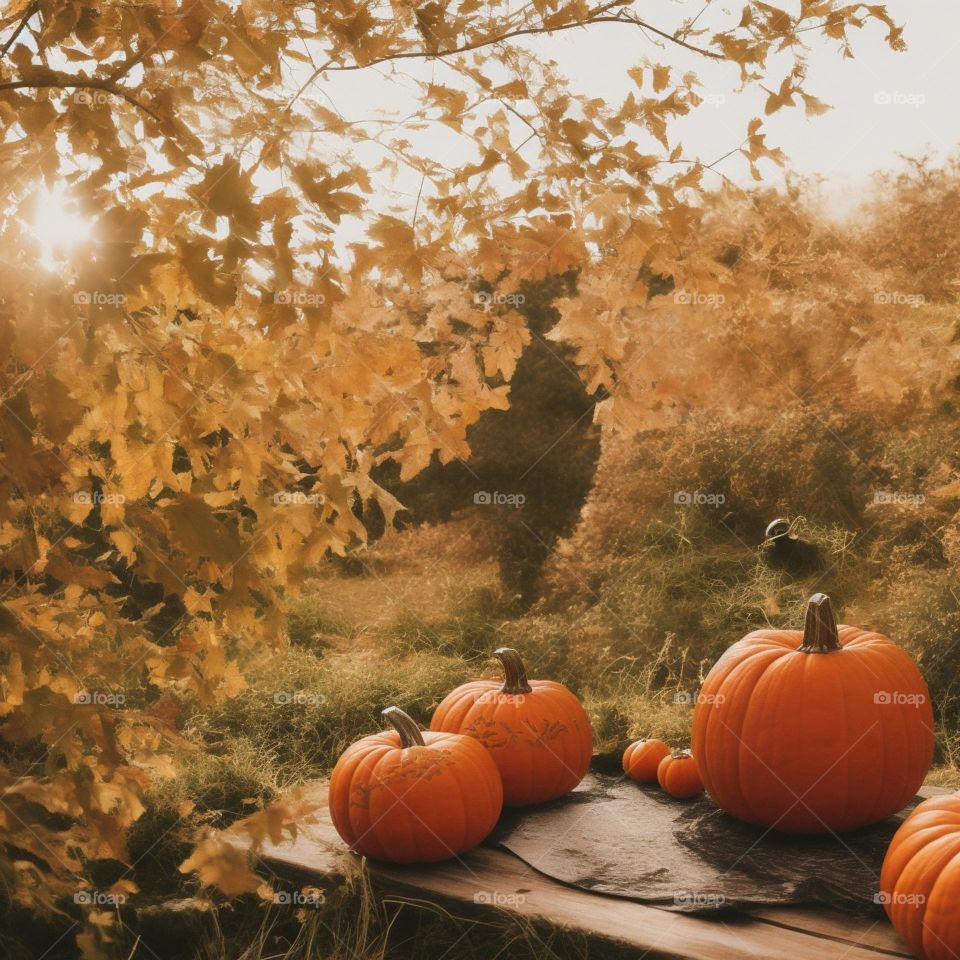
[
  {"x1": 657, "y1": 751, "x2": 704, "y2": 799},
  {"x1": 880, "y1": 793, "x2": 960, "y2": 960},
  {"x1": 692, "y1": 593, "x2": 934, "y2": 833},
  {"x1": 430, "y1": 648, "x2": 592, "y2": 806},
  {"x1": 328, "y1": 706, "x2": 503, "y2": 863},
  {"x1": 623, "y1": 738, "x2": 671, "y2": 783}
]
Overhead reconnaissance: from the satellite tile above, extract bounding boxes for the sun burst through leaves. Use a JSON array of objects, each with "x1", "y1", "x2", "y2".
[{"x1": 29, "y1": 185, "x2": 93, "y2": 272}]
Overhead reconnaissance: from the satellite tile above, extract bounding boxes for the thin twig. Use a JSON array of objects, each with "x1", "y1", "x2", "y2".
[
  {"x1": 293, "y1": 1, "x2": 723, "y2": 106},
  {"x1": 0, "y1": 1, "x2": 39, "y2": 60},
  {"x1": 411, "y1": 173, "x2": 427, "y2": 229}
]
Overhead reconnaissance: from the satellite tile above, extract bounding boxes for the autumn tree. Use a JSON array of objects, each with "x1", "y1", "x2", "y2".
[{"x1": 0, "y1": 0, "x2": 911, "y2": 950}]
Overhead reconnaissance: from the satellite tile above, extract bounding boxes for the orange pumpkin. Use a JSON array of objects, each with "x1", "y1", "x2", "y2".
[
  {"x1": 880, "y1": 793, "x2": 960, "y2": 960},
  {"x1": 329, "y1": 706, "x2": 503, "y2": 863},
  {"x1": 623, "y1": 738, "x2": 671, "y2": 783},
  {"x1": 430, "y1": 648, "x2": 592, "y2": 806},
  {"x1": 692, "y1": 593, "x2": 934, "y2": 833},
  {"x1": 657, "y1": 751, "x2": 704, "y2": 799}
]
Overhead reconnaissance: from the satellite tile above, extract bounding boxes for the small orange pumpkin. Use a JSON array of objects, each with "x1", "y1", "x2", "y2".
[
  {"x1": 880, "y1": 793, "x2": 960, "y2": 960},
  {"x1": 623, "y1": 738, "x2": 671, "y2": 783},
  {"x1": 657, "y1": 751, "x2": 704, "y2": 799},
  {"x1": 692, "y1": 593, "x2": 934, "y2": 833},
  {"x1": 430, "y1": 648, "x2": 592, "y2": 806},
  {"x1": 329, "y1": 706, "x2": 503, "y2": 863}
]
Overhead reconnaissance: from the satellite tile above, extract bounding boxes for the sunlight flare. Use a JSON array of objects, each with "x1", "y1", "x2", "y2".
[{"x1": 30, "y1": 186, "x2": 93, "y2": 271}]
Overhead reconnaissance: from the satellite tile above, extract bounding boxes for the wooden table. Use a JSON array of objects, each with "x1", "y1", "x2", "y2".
[{"x1": 253, "y1": 782, "x2": 933, "y2": 960}]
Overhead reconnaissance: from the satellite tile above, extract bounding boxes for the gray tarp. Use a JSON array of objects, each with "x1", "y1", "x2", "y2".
[{"x1": 490, "y1": 758, "x2": 920, "y2": 916}]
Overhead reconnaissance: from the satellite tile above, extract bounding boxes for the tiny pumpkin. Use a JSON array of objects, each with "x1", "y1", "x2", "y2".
[
  {"x1": 430, "y1": 648, "x2": 592, "y2": 807},
  {"x1": 657, "y1": 750, "x2": 704, "y2": 799},
  {"x1": 692, "y1": 593, "x2": 934, "y2": 833},
  {"x1": 880, "y1": 793, "x2": 960, "y2": 960},
  {"x1": 623, "y1": 738, "x2": 671, "y2": 783},
  {"x1": 329, "y1": 706, "x2": 503, "y2": 863}
]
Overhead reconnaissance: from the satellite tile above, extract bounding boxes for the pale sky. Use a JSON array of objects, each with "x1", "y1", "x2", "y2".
[
  {"x1": 316, "y1": 1, "x2": 960, "y2": 221},
  {"x1": 533, "y1": 0, "x2": 960, "y2": 190}
]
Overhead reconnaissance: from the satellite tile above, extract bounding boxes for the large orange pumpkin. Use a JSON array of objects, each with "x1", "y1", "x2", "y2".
[
  {"x1": 430, "y1": 648, "x2": 592, "y2": 806},
  {"x1": 691, "y1": 593, "x2": 934, "y2": 833},
  {"x1": 329, "y1": 706, "x2": 503, "y2": 863},
  {"x1": 880, "y1": 793, "x2": 960, "y2": 960}
]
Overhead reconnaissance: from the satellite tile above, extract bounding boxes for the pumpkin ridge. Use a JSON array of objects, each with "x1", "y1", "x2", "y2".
[
  {"x1": 924, "y1": 852, "x2": 960, "y2": 960},
  {"x1": 845, "y1": 649, "x2": 893, "y2": 829},
  {"x1": 472, "y1": 735, "x2": 505, "y2": 831},
  {"x1": 331, "y1": 740, "x2": 388, "y2": 846},
  {"x1": 767, "y1": 651, "x2": 824, "y2": 829},
  {"x1": 420, "y1": 751, "x2": 470, "y2": 861},
  {"x1": 361, "y1": 749, "x2": 406, "y2": 860},
  {"x1": 394, "y1": 743, "x2": 474, "y2": 861},
  {"x1": 849, "y1": 650, "x2": 892, "y2": 828},
  {"x1": 444, "y1": 746, "x2": 479, "y2": 856},
  {"x1": 384, "y1": 750, "x2": 427, "y2": 863},
  {"x1": 379, "y1": 747, "x2": 430, "y2": 861},
  {"x1": 522, "y1": 695, "x2": 554, "y2": 800},
  {"x1": 883, "y1": 648, "x2": 927, "y2": 818},
  {"x1": 739, "y1": 630, "x2": 803, "y2": 649},
  {"x1": 853, "y1": 651, "x2": 892, "y2": 828},
  {"x1": 738, "y1": 649, "x2": 823, "y2": 830},
  {"x1": 554, "y1": 686, "x2": 591, "y2": 790},
  {"x1": 874, "y1": 641, "x2": 934, "y2": 815},
  {"x1": 696, "y1": 644, "x2": 783, "y2": 817},
  {"x1": 736, "y1": 650, "x2": 800, "y2": 823},
  {"x1": 346, "y1": 744, "x2": 395, "y2": 847},
  {"x1": 895, "y1": 833, "x2": 960, "y2": 954},
  {"x1": 883, "y1": 819, "x2": 960, "y2": 903},
  {"x1": 523, "y1": 695, "x2": 547, "y2": 801},
  {"x1": 447, "y1": 686, "x2": 483, "y2": 722},
  {"x1": 548, "y1": 693, "x2": 580, "y2": 797},
  {"x1": 824, "y1": 653, "x2": 874, "y2": 830},
  {"x1": 436, "y1": 684, "x2": 489, "y2": 732},
  {"x1": 815, "y1": 651, "x2": 850, "y2": 831}
]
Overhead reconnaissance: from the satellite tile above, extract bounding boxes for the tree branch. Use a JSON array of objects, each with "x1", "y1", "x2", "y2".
[
  {"x1": 322, "y1": 16, "x2": 723, "y2": 72},
  {"x1": 0, "y1": 2, "x2": 39, "y2": 61},
  {"x1": 295, "y1": 2, "x2": 722, "y2": 97},
  {"x1": 0, "y1": 77, "x2": 162, "y2": 123}
]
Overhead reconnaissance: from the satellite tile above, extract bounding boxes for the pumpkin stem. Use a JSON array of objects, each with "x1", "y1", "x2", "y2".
[
  {"x1": 799, "y1": 593, "x2": 842, "y2": 653},
  {"x1": 494, "y1": 647, "x2": 533, "y2": 695},
  {"x1": 381, "y1": 706, "x2": 425, "y2": 748}
]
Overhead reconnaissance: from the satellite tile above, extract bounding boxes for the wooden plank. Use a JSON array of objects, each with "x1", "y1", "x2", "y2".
[
  {"x1": 251, "y1": 785, "x2": 908, "y2": 960},
  {"x1": 364, "y1": 848, "x2": 897, "y2": 960},
  {"x1": 751, "y1": 908, "x2": 909, "y2": 957}
]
